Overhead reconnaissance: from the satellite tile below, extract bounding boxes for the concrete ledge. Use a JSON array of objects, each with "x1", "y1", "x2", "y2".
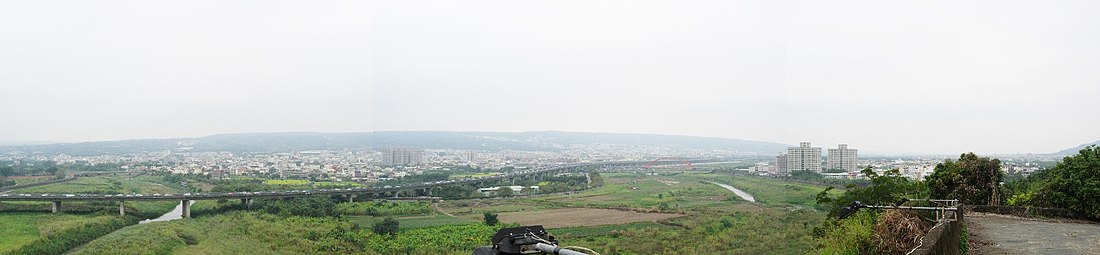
[{"x1": 909, "y1": 211, "x2": 964, "y2": 255}]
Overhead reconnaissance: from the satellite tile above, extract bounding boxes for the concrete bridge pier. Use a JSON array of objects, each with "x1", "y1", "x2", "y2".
[
  {"x1": 181, "y1": 200, "x2": 191, "y2": 218},
  {"x1": 348, "y1": 194, "x2": 356, "y2": 203},
  {"x1": 239, "y1": 198, "x2": 253, "y2": 209},
  {"x1": 119, "y1": 201, "x2": 125, "y2": 216},
  {"x1": 51, "y1": 201, "x2": 61, "y2": 213}
]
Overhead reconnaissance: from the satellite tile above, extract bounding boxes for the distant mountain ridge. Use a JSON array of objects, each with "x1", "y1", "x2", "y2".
[
  {"x1": 1056, "y1": 139, "x2": 1100, "y2": 155},
  {"x1": 0, "y1": 131, "x2": 789, "y2": 156}
]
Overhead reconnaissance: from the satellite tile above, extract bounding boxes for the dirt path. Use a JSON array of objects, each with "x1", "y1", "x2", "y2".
[
  {"x1": 432, "y1": 202, "x2": 456, "y2": 217},
  {"x1": 967, "y1": 213, "x2": 1100, "y2": 254}
]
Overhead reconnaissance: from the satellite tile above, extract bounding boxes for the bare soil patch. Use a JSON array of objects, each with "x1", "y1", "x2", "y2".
[
  {"x1": 496, "y1": 208, "x2": 683, "y2": 228},
  {"x1": 656, "y1": 179, "x2": 680, "y2": 186}
]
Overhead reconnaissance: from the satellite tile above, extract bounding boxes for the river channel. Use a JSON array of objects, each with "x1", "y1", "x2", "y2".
[
  {"x1": 706, "y1": 181, "x2": 755, "y2": 203},
  {"x1": 139, "y1": 201, "x2": 186, "y2": 224}
]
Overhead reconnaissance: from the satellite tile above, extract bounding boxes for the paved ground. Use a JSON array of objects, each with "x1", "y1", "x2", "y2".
[{"x1": 967, "y1": 213, "x2": 1100, "y2": 254}]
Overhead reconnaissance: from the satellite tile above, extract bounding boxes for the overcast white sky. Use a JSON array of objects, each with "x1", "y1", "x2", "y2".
[{"x1": 1, "y1": 0, "x2": 1098, "y2": 154}]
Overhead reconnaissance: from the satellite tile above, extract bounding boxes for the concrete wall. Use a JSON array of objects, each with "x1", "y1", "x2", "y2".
[{"x1": 909, "y1": 210, "x2": 964, "y2": 255}]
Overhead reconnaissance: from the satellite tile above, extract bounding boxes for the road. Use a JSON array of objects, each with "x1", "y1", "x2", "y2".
[{"x1": 967, "y1": 213, "x2": 1100, "y2": 254}]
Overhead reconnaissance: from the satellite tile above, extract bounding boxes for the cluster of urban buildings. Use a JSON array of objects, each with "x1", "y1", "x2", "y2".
[
  {"x1": 743, "y1": 142, "x2": 1051, "y2": 180},
  {"x1": 0, "y1": 144, "x2": 738, "y2": 182},
  {"x1": 749, "y1": 142, "x2": 860, "y2": 176}
]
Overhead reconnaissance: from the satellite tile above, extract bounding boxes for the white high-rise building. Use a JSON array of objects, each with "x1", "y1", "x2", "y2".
[
  {"x1": 787, "y1": 142, "x2": 822, "y2": 172},
  {"x1": 827, "y1": 144, "x2": 858, "y2": 172},
  {"x1": 381, "y1": 147, "x2": 423, "y2": 167}
]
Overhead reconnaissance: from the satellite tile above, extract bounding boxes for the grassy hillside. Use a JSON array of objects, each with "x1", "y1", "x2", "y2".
[
  {"x1": 64, "y1": 173, "x2": 843, "y2": 254},
  {"x1": 0, "y1": 176, "x2": 185, "y2": 254}
]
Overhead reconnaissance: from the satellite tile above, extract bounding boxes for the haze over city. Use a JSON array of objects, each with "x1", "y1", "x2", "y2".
[{"x1": 3, "y1": 0, "x2": 1099, "y2": 155}]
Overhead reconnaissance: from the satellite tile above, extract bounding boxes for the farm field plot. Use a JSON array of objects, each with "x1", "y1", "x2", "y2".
[
  {"x1": 549, "y1": 221, "x2": 676, "y2": 238},
  {"x1": 444, "y1": 200, "x2": 545, "y2": 219},
  {"x1": 496, "y1": 208, "x2": 682, "y2": 228},
  {"x1": 262, "y1": 179, "x2": 309, "y2": 185},
  {"x1": 16, "y1": 176, "x2": 177, "y2": 195},
  {"x1": 523, "y1": 173, "x2": 735, "y2": 211}
]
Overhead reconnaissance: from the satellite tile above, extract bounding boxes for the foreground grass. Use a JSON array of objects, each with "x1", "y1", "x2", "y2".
[
  {"x1": 71, "y1": 212, "x2": 359, "y2": 255},
  {"x1": 563, "y1": 209, "x2": 823, "y2": 254},
  {"x1": 0, "y1": 176, "x2": 185, "y2": 254},
  {"x1": 0, "y1": 213, "x2": 42, "y2": 252},
  {"x1": 0, "y1": 212, "x2": 135, "y2": 255},
  {"x1": 66, "y1": 173, "x2": 840, "y2": 254},
  {"x1": 70, "y1": 211, "x2": 506, "y2": 255},
  {"x1": 347, "y1": 213, "x2": 475, "y2": 230}
]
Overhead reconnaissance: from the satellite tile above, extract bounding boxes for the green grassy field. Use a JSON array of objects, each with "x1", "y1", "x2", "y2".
[
  {"x1": 0, "y1": 213, "x2": 41, "y2": 252},
  {"x1": 0, "y1": 213, "x2": 128, "y2": 254},
  {"x1": 0, "y1": 176, "x2": 187, "y2": 254},
  {"x1": 16, "y1": 176, "x2": 178, "y2": 195},
  {"x1": 708, "y1": 174, "x2": 843, "y2": 208},
  {"x1": 262, "y1": 179, "x2": 309, "y2": 185},
  {"x1": 550, "y1": 221, "x2": 676, "y2": 238},
  {"x1": 520, "y1": 173, "x2": 736, "y2": 212},
  {"x1": 58, "y1": 172, "x2": 845, "y2": 254},
  {"x1": 70, "y1": 212, "x2": 362, "y2": 255},
  {"x1": 10, "y1": 177, "x2": 56, "y2": 186}
]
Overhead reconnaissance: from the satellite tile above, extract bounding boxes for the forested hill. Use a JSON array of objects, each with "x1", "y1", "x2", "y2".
[
  {"x1": 0, "y1": 131, "x2": 788, "y2": 155},
  {"x1": 1055, "y1": 139, "x2": 1100, "y2": 155}
]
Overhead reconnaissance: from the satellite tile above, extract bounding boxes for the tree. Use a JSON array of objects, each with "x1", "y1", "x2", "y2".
[
  {"x1": 372, "y1": 217, "x2": 399, "y2": 235},
  {"x1": 816, "y1": 167, "x2": 925, "y2": 216},
  {"x1": 259, "y1": 196, "x2": 340, "y2": 217},
  {"x1": 1032, "y1": 146, "x2": 1100, "y2": 218},
  {"x1": 496, "y1": 187, "x2": 514, "y2": 197},
  {"x1": 0, "y1": 165, "x2": 14, "y2": 177},
  {"x1": 924, "y1": 153, "x2": 1003, "y2": 205},
  {"x1": 589, "y1": 172, "x2": 605, "y2": 187},
  {"x1": 483, "y1": 212, "x2": 499, "y2": 226}
]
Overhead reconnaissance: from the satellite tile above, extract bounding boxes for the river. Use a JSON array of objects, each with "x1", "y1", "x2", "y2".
[
  {"x1": 139, "y1": 201, "x2": 186, "y2": 224},
  {"x1": 706, "y1": 181, "x2": 755, "y2": 203}
]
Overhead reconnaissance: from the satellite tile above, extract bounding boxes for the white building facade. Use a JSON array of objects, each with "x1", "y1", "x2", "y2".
[
  {"x1": 787, "y1": 142, "x2": 822, "y2": 172},
  {"x1": 827, "y1": 144, "x2": 858, "y2": 172}
]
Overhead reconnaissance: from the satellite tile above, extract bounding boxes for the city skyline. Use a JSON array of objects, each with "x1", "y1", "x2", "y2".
[{"x1": 3, "y1": 0, "x2": 1099, "y2": 155}]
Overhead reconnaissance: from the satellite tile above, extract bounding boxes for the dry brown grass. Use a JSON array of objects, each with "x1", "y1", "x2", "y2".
[{"x1": 873, "y1": 210, "x2": 931, "y2": 254}]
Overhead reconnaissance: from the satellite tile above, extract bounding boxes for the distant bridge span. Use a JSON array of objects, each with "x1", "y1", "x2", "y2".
[{"x1": 0, "y1": 158, "x2": 731, "y2": 217}]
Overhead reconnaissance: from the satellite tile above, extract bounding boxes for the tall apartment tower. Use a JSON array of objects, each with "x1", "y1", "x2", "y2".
[
  {"x1": 775, "y1": 153, "x2": 788, "y2": 174},
  {"x1": 827, "y1": 144, "x2": 858, "y2": 172},
  {"x1": 381, "y1": 147, "x2": 423, "y2": 167},
  {"x1": 787, "y1": 142, "x2": 822, "y2": 172}
]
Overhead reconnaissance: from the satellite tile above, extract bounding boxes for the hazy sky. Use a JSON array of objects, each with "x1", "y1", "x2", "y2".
[{"x1": 2, "y1": 0, "x2": 1098, "y2": 154}]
